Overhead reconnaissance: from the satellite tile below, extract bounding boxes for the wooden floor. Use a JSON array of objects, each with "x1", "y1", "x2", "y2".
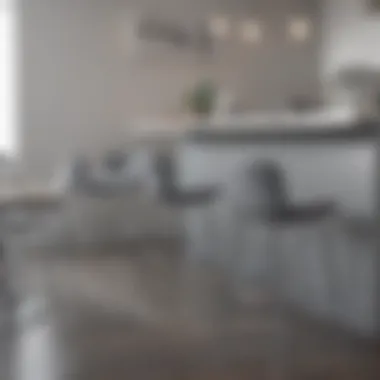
[{"x1": 2, "y1": 240, "x2": 380, "y2": 380}]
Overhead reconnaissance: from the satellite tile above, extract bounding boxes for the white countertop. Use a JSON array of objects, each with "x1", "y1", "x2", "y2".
[
  {"x1": 208, "y1": 107, "x2": 359, "y2": 130},
  {"x1": 128, "y1": 107, "x2": 360, "y2": 138}
]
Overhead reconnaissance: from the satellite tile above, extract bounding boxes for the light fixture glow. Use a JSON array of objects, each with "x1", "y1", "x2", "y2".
[
  {"x1": 209, "y1": 16, "x2": 229, "y2": 38},
  {"x1": 240, "y1": 20, "x2": 262, "y2": 44},
  {"x1": 288, "y1": 17, "x2": 311, "y2": 42}
]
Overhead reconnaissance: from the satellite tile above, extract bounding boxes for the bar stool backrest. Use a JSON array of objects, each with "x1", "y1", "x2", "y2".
[
  {"x1": 248, "y1": 161, "x2": 289, "y2": 218},
  {"x1": 153, "y1": 153, "x2": 179, "y2": 201}
]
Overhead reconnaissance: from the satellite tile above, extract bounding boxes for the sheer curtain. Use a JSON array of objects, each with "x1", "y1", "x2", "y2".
[{"x1": 0, "y1": 0, "x2": 16, "y2": 156}]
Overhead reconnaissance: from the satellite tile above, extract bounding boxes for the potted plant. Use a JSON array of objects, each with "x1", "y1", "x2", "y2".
[{"x1": 183, "y1": 80, "x2": 218, "y2": 120}]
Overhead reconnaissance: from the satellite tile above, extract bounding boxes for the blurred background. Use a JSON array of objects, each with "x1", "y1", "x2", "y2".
[{"x1": 1, "y1": 0, "x2": 380, "y2": 379}]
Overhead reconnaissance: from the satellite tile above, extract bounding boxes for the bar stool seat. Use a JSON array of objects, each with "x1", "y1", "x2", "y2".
[
  {"x1": 266, "y1": 200, "x2": 336, "y2": 224},
  {"x1": 154, "y1": 153, "x2": 219, "y2": 208},
  {"x1": 158, "y1": 186, "x2": 219, "y2": 207}
]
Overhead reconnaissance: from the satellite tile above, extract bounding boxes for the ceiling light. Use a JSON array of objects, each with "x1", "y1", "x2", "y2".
[
  {"x1": 209, "y1": 16, "x2": 229, "y2": 38},
  {"x1": 240, "y1": 20, "x2": 262, "y2": 44},
  {"x1": 288, "y1": 17, "x2": 311, "y2": 42}
]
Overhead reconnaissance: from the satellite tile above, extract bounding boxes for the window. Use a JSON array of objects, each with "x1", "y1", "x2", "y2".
[{"x1": 0, "y1": 0, "x2": 16, "y2": 156}]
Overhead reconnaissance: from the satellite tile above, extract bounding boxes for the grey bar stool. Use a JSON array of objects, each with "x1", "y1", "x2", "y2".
[
  {"x1": 233, "y1": 160, "x2": 338, "y2": 305},
  {"x1": 69, "y1": 154, "x2": 139, "y2": 197},
  {"x1": 154, "y1": 153, "x2": 220, "y2": 258},
  {"x1": 154, "y1": 153, "x2": 218, "y2": 206},
  {"x1": 154, "y1": 153, "x2": 224, "y2": 328},
  {"x1": 229, "y1": 161, "x2": 339, "y2": 379}
]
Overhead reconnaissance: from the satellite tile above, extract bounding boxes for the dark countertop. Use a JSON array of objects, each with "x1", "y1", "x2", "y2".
[{"x1": 187, "y1": 121, "x2": 379, "y2": 144}]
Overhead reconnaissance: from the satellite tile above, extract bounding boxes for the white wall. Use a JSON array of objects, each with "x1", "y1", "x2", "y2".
[
  {"x1": 19, "y1": 0, "x2": 323, "y2": 181},
  {"x1": 19, "y1": 0, "x2": 128, "y2": 181},
  {"x1": 322, "y1": 0, "x2": 380, "y2": 101},
  {"x1": 122, "y1": 0, "x2": 323, "y2": 115}
]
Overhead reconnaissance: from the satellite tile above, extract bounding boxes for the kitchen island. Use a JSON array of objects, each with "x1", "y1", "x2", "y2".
[{"x1": 177, "y1": 122, "x2": 379, "y2": 336}]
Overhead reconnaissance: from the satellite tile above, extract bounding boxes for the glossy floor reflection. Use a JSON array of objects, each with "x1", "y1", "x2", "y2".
[{"x1": 3, "y1": 241, "x2": 380, "y2": 379}]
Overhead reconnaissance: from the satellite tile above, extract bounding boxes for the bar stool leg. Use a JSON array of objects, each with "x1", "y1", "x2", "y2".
[
  {"x1": 265, "y1": 225, "x2": 294, "y2": 380},
  {"x1": 320, "y1": 215, "x2": 339, "y2": 319},
  {"x1": 204, "y1": 204, "x2": 218, "y2": 263},
  {"x1": 179, "y1": 206, "x2": 217, "y2": 332},
  {"x1": 228, "y1": 215, "x2": 247, "y2": 306}
]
